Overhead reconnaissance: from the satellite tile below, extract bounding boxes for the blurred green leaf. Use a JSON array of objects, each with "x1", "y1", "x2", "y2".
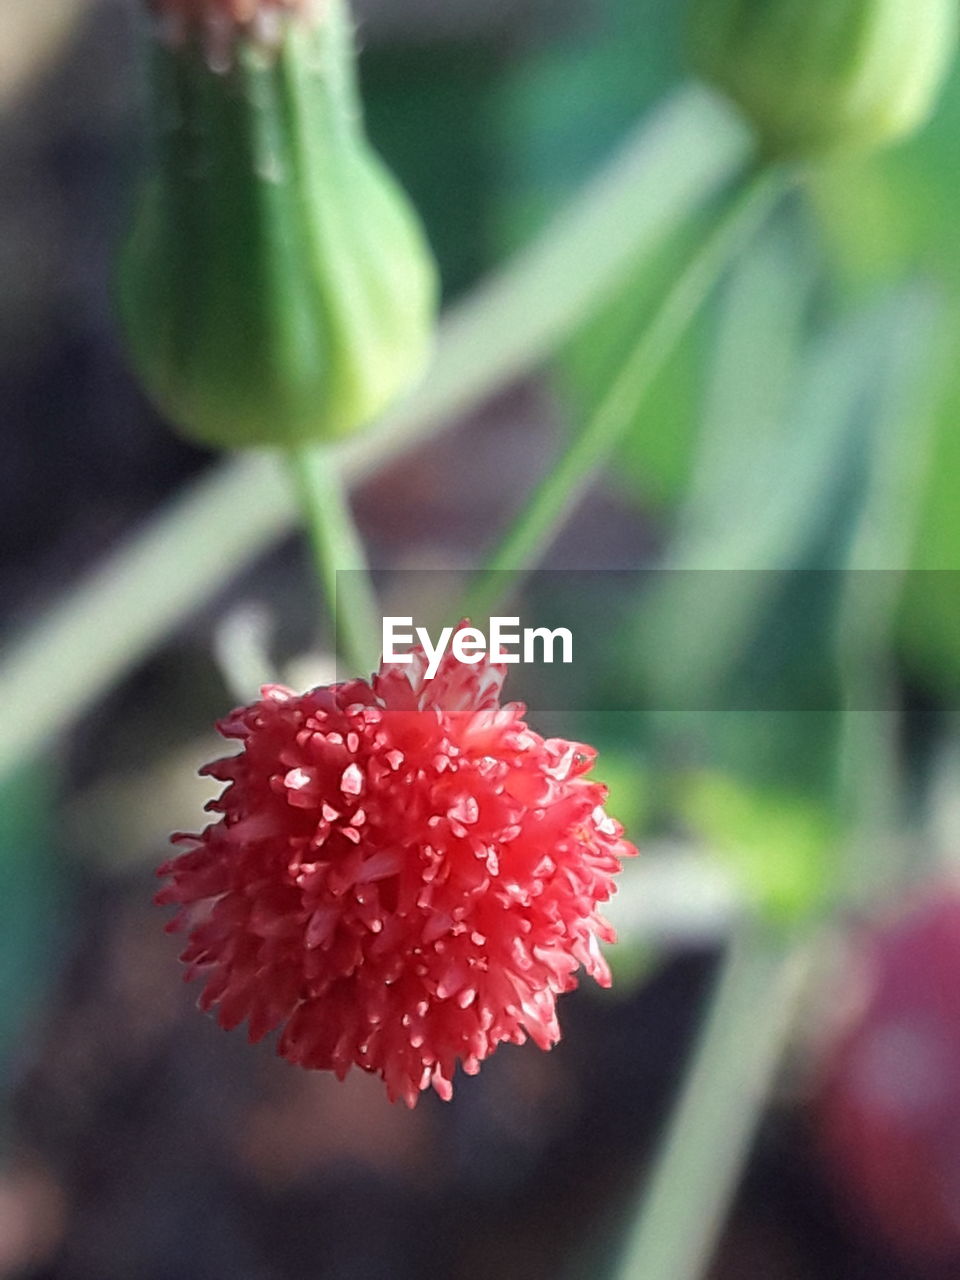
[
  {"x1": 559, "y1": 216, "x2": 712, "y2": 508},
  {"x1": 363, "y1": 41, "x2": 504, "y2": 297},
  {"x1": 638, "y1": 287, "x2": 940, "y2": 709},
  {"x1": 636, "y1": 276, "x2": 942, "y2": 922},
  {"x1": 0, "y1": 763, "x2": 63, "y2": 1089},
  {"x1": 488, "y1": 0, "x2": 740, "y2": 509},
  {"x1": 806, "y1": 63, "x2": 960, "y2": 694},
  {"x1": 492, "y1": 0, "x2": 690, "y2": 246}
]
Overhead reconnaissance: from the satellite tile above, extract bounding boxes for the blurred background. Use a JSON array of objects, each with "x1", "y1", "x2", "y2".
[{"x1": 4, "y1": 0, "x2": 960, "y2": 1276}]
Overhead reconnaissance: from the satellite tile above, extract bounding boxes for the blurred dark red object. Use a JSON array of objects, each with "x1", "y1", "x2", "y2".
[{"x1": 817, "y1": 882, "x2": 960, "y2": 1266}]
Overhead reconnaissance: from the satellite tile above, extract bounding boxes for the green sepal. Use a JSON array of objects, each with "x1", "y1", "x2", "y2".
[{"x1": 120, "y1": 2, "x2": 437, "y2": 449}]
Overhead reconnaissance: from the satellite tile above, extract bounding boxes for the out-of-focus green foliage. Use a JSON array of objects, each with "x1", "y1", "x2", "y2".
[
  {"x1": 560, "y1": 221, "x2": 710, "y2": 508},
  {"x1": 492, "y1": 0, "x2": 708, "y2": 509},
  {"x1": 807, "y1": 70, "x2": 960, "y2": 696},
  {"x1": 461, "y1": 0, "x2": 957, "y2": 929},
  {"x1": 363, "y1": 41, "x2": 504, "y2": 298},
  {"x1": 0, "y1": 765, "x2": 62, "y2": 1093},
  {"x1": 683, "y1": 771, "x2": 835, "y2": 920},
  {"x1": 493, "y1": 0, "x2": 686, "y2": 223}
]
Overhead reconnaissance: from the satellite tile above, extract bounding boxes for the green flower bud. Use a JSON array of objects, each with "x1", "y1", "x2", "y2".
[
  {"x1": 688, "y1": 0, "x2": 957, "y2": 158},
  {"x1": 120, "y1": 0, "x2": 437, "y2": 449}
]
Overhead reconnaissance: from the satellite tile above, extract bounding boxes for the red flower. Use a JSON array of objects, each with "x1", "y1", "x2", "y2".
[{"x1": 158, "y1": 635, "x2": 635, "y2": 1106}]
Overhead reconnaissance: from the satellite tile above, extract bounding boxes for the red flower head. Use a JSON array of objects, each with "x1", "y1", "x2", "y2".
[{"x1": 158, "y1": 630, "x2": 636, "y2": 1106}]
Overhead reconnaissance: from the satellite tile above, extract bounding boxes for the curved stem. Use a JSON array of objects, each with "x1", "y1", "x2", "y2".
[
  {"x1": 465, "y1": 165, "x2": 784, "y2": 622},
  {"x1": 286, "y1": 445, "x2": 380, "y2": 677}
]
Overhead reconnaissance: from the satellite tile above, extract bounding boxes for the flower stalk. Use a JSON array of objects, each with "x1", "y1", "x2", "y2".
[
  {"x1": 286, "y1": 445, "x2": 381, "y2": 677},
  {"x1": 465, "y1": 163, "x2": 783, "y2": 622},
  {"x1": 613, "y1": 925, "x2": 809, "y2": 1280}
]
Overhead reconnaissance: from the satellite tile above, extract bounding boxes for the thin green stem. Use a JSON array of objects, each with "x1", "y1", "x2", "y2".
[
  {"x1": 465, "y1": 164, "x2": 784, "y2": 622},
  {"x1": 286, "y1": 445, "x2": 380, "y2": 677},
  {"x1": 613, "y1": 925, "x2": 807, "y2": 1280}
]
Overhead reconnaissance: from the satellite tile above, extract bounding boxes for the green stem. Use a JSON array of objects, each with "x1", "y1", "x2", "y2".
[
  {"x1": 613, "y1": 925, "x2": 807, "y2": 1280},
  {"x1": 465, "y1": 164, "x2": 784, "y2": 622},
  {"x1": 286, "y1": 445, "x2": 380, "y2": 677}
]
